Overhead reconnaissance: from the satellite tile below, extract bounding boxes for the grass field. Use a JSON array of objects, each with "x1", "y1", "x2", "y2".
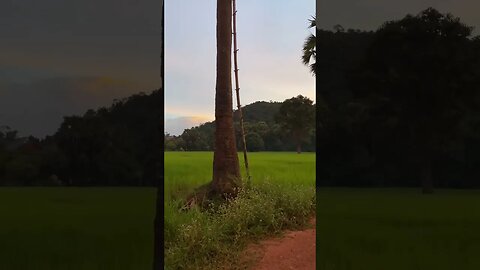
[
  {"x1": 164, "y1": 151, "x2": 316, "y2": 199},
  {"x1": 0, "y1": 188, "x2": 156, "y2": 270},
  {"x1": 2, "y1": 164, "x2": 478, "y2": 269},
  {"x1": 0, "y1": 152, "x2": 315, "y2": 270},
  {"x1": 164, "y1": 151, "x2": 316, "y2": 269},
  {"x1": 318, "y1": 188, "x2": 480, "y2": 270}
]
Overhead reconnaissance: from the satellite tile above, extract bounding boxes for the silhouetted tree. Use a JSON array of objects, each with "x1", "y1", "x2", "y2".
[
  {"x1": 353, "y1": 8, "x2": 480, "y2": 193},
  {"x1": 302, "y1": 16, "x2": 316, "y2": 76},
  {"x1": 276, "y1": 95, "x2": 315, "y2": 153}
]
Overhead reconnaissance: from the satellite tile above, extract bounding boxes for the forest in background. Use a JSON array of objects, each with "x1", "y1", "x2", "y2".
[
  {"x1": 0, "y1": 90, "x2": 162, "y2": 186},
  {"x1": 3, "y1": 8, "x2": 480, "y2": 189},
  {"x1": 317, "y1": 9, "x2": 480, "y2": 189},
  {"x1": 0, "y1": 90, "x2": 314, "y2": 186},
  {"x1": 165, "y1": 100, "x2": 316, "y2": 152}
]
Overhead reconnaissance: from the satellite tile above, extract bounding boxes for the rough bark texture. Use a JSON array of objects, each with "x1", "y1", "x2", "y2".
[{"x1": 211, "y1": 0, "x2": 241, "y2": 195}]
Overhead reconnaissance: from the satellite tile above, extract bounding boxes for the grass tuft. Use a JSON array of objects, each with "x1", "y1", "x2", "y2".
[{"x1": 165, "y1": 181, "x2": 315, "y2": 270}]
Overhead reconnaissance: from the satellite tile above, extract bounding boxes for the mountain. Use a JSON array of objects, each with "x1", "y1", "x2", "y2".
[{"x1": 165, "y1": 100, "x2": 315, "y2": 152}]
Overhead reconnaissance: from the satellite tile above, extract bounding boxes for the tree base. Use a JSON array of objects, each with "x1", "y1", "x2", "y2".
[{"x1": 182, "y1": 181, "x2": 238, "y2": 211}]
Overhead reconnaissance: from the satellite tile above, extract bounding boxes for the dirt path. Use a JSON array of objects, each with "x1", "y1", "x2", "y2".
[{"x1": 244, "y1": 219, "x2": 316, "y2": 270}]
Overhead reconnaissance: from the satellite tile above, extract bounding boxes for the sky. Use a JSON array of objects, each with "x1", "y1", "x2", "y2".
[
  {"x1": 165, "y1": 0, "x2": 316, "y2": 135},
  {"x1": 3, "y1": 1, "x2": 479, "y2": 137},
  {"x1": 0, "y1": 0, "x2": 162, "y2": 138}
]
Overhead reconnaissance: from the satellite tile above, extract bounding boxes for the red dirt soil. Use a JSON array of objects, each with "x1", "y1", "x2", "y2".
[{"x1": 248, "y1": 219, "x2": 316, "y2": 270}]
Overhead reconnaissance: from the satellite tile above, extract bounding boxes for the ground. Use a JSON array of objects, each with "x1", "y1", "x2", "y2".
[{"x1": 248, "y1": 218, "x2": 316, "y2": 270}]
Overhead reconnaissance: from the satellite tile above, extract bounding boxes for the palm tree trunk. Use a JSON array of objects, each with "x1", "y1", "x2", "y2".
[{"x1": 211, "y1": 0, "x2": 241, "y2": 195}]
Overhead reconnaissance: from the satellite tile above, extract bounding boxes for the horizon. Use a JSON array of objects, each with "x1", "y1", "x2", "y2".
[
  {"x1": 164, "y1": 1, "x2": 316, "y2": 135},
  {"x1": 4, "y1": 2, "x2": 479, "y2": 138},
  {"x1": 165, "y1": 97, "x2": 308, "y2": 136}
]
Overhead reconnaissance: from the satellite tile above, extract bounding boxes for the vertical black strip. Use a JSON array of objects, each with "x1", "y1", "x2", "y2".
[{"x1": 152, "y1": 0, "x2": 165, "y2": 269}]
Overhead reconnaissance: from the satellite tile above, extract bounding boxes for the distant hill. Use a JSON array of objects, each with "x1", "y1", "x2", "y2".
[
  {"x1": 165, "y1": 99, "x2": 315, "y2": 152},
  {"x1": 235, "y1": 101, "x2": 282, "y2": 123},
  {"x1": 190, "y1": 101, "x2": 283, "y2": 131}
]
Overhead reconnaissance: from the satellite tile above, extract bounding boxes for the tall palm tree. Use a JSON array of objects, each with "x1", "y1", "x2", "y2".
[
  {"x1": 211, "y1": 0, "x2": 241, "y2": 195},
  {"x1": 302, "y1": 16, "x2": 316, "y2": 76}
]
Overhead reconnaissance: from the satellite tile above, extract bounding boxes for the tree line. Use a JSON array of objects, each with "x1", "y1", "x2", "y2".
[
  {"x1": 0, "y1": 91, "x2": 315, "y2": 186},
  {"x1": 317, "y1": 8, "x2": 480, "y2": 191},
  {"x1": 0, "y1": 90, "x2": 162, "y2": 186},
  {"x1": 165, "y1": 96, "x2": 315, "y2": 153}
]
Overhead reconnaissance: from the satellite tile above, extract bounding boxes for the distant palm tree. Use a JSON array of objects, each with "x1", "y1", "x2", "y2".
[{"x1": 302, "y1": 16, "x2": 316, "y2": 76}]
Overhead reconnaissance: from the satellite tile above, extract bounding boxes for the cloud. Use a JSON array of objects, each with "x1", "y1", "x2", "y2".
[
  {"x1": 0, "y1": 1, "x2": 163, "y2": 138},
  {"x1": 165, "y1": 116, "x2": 212, "y2": 136},
  {"x1": 0, "y1": 0, "x2": 162, "y2": 37},
  {"x1": 0, "y1": 36, "x2": 162, "y2": 89}
]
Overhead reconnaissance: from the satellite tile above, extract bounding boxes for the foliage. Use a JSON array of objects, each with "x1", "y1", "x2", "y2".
[
  {"x1": 302, "y1": 16, "x2": 316, "y2": 76},
  {"x1": 0, "y1": 89, "x2": 162, "y2": 186},
  {"x1": 317, "y1": 8, "x2": 480, "y2": 189},
  {"x1": 352, "y1": 8, "x2": 480, "y2": 192},
  {"x1": 245, "y1": 132, "x2": 264, "y2": 152},
  {"x1": 165, "y1": 100, "x2": 316, "y2": 153},
  {"x1": 1, "y1": 90, "x2": 314, "y2": 186},
  {"x1": 275, "y1": 95, "x2": 315, "y2": 153}
]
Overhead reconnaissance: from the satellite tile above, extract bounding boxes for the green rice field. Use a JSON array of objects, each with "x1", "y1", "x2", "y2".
[
  {"x1": 0, "y1": 187, "x2": 156, "y2": 270},
  {"x1": 318, "y1": 188, "x2": 480, "y2": 270},
  {"x1": 0, "y1": 152, "x2": 316, "y2": 270},
  {"x1": 3, "y1": 152, "x2": 476, "y2": 269},
  {"x1": 164, "y1": 151, "x2": 316, "y2": 199}
]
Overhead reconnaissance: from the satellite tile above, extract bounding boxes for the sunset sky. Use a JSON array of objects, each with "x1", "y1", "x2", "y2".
[
  {"x1": 2, "y1": 1, "x2": 480, "y2": 137},
  {"x1": 165, "y1": 0, "x2": 316, "y2": 135},
  {"x1": 0, "y1": 0, "x2": 162, "y2": 137}
]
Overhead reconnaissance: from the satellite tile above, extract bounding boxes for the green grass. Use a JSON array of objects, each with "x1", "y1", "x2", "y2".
[
  {"x1": 164, "y1": 151, "x2": 315, "y2": 198},
  {"x1": 3, "y1": 155, "x2": 478, "y2": 269},
  {"x1": 164, "y1": 151, "x2": 316, "y2": 270},
  {"x1": 0, "y1": 152, "x2": 315, "y2": 270},
  {"x1": 317, "y1": 188, "x2": 480, "y2": 270},
  {"x1": 0, "y1": 188, "x2": 156, "y2": 270}
]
